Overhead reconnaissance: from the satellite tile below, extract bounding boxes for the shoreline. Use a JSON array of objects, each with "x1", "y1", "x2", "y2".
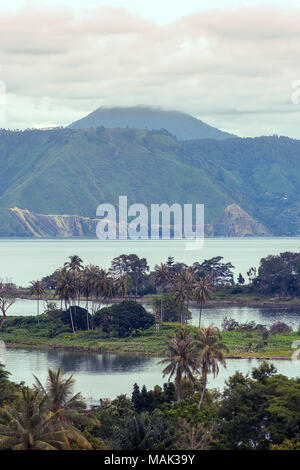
[{"x1": 4, "y1": 340, "x2": 296, "y2": 360}]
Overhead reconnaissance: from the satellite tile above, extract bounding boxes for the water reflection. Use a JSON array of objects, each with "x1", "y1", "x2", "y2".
[
  {"x1": 5, "y1": 347, "x2": 300, "y2": 406},
  {"x1": 44, "y1": 349, "x2": 153, "y2": 374},
  {"x1": 189, "y1": 306, "x2": 300, "y2": 330}
]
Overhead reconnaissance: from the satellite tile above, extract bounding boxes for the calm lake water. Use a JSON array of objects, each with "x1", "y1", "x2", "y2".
[
  {"x1": 4, "y1": 347, "x2": 300, "y2": 405},
  {"x1": 0, "y1": 237, "x2": 299, "y2": 287}
]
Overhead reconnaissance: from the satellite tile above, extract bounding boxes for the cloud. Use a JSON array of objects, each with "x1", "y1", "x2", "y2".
[{"x1": 0, "y1": 3, "x2": 300, "y2": 137}]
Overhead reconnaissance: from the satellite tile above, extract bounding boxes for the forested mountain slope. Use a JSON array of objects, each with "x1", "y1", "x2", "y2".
[{"x1": 0, "y1": 127, "x2": 298, "y2": 237}]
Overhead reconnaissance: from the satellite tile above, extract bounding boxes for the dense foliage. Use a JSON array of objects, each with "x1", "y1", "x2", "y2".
[
  {"x1": 151, "y1": 294, "x2": 192, "y2": 322},
  {"x1": 253, "y1": 252, "x2": 300, "y2": 296},
  {"x1": 93, "y1": 300, "x2": 155, "y2": 337},
  {"x1": 0, "y1": 129, "x2": 300, "y2": 236}
]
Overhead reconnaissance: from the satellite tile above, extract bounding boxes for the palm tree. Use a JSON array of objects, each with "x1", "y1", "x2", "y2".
[
  {"x1": 159, "y1": 327, "x2": 198, "y2": 402},
  {"x1": 29, "y1": 280, "x2": 46, "y2": 326},
  {"x1": 154, "y1": 263, "x2": 169, "y2": 321},
  {"x1": 0, "y1": 388, "x2": 92, "y2": 450},
  {"x1": 104, "y1": 277, "x2": 114, "y2": 305},
  {"x1": 82, "y1": 264, "x2": 100, "y2": 317},
  {"x1": 63, "y1": 256, "x2": 84, "y2": 317},
  {"x1": 81, "y1": 267, "x2": 93, "y2": 330},
  {"x1": 182, "y1": 269, "x2": 195, "y2": 322},
  {"x1": 113, "y1": 411, "x2": 167, "y2": 450},
  {"x1": 115, "y1": 274, "x2": 132, "y2": 299},
  {"x1": 33, "y1": 369, "x2": 98, "y2": 429},
  {"x1": 55, "y1": 268, "x2": 77, "y2": 333},
  {"x1": 193, "y1": 324, "x2": 228, "y2": 409},
  {"x1": 171, "y1": 270, "x2": 194, "y2": 324},
  {"x1": 193, "y1": 277, "x2": 214, "y2": 327},
  {"x1": 34, "y1": 369, "x2": 83, "y2": 414},
  {"x1": 101, "y1": 270, "x2": 114, "y2": 305},
  {"x1": 90, "y1": 268, "x2": 109, "y2": 314},
  {"x1": 82, "y1": 266, "x2": 92, "y2": 311},
  {"x1": 64, "y1": 255, "x2": 84, "y2": 272}
]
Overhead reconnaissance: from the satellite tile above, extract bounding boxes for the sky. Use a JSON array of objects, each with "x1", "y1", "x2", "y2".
[{"x1": 0, "y1": 0, "x2": 300, "y2": 137}]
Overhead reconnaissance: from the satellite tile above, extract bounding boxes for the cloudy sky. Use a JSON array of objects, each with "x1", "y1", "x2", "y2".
[{"x1": 1, "y1": 0, "x2": 300, "y2": 137}]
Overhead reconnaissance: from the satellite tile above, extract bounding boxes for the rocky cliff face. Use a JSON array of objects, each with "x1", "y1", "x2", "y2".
[
  {"x1": 8, "y1": 207, "x2": 98, "y2": 238},
  {"x1": 213, "y1": 204, "x2": 270, "y2": 237},
  {"x1": 8, "y1": 204, "x2": 270, "y2": 238}
]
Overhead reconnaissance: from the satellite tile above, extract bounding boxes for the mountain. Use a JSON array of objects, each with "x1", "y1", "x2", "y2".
[
  {"x1": 69, "y1": 106, "x2": 236, "y2": 141},
  {"x1": 213, "y1": 204, "x2": 270, "y2": 237},
  {"x1": 0, "y1": 127, "x2": 299, "y2": 237}
]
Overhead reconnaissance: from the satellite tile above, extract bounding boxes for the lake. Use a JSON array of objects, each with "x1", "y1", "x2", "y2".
[
  {"x1": 0, "y1": 237, "x2": 300, "y2": 286},
  {"x1": 4, "y1": 347, "x2": 300, "y2": 406}
]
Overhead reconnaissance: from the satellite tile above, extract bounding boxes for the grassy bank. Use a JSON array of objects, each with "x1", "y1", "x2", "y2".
[{"x1": 1, "y1": 316, "x2": 299, "y2": 358}]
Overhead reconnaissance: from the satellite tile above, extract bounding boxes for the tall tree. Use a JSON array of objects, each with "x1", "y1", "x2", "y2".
[
  {"x1": 110, "y1": 254, "x2": 149, "y2": 300},
  {"x1": 55, "y1": 269, "x2": 77, "y2": 332},
  {"x1": 193, "y1": 257, "x2": 234, "y2": 285},
  {"x1": 159, "y1": 327, "x2": 198, "y2": 402},
  {"x1": 33, "y1": 369, "x2": 97, "y2": 429},
  {"x1": 170, "y1": 270, "x2": 194, "y2": 324},
  {"x1": 0, "y1": 388, "x2": 92, "y2": 450},
  {"x1": 115, "y1": 274, "x2": 132, "y2": 299},
  {"x1": 0, "y1": 281, "x2": 16, "y2": 330},
  {"x1": 64, "y1": 255, "x2": 84, "y2": 272},
  {"x1": 193, "y1": 324, "x2": 228, "y2": 409},
  {"x1": 154, "y1": 263, "x2": 169, "y2": 321},
  {"x1": 193, "y1": 277, "x2": 214, "y2": 327},
  {"x1": 127, "y1": 254, "x2": 149, "y2": 300},
  {"x1": 29, "y1": 280, "x2": 46, "y2": 326}
]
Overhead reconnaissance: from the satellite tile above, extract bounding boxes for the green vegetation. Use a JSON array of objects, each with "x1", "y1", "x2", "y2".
[
  {"x1": 93, "y1": 301, "x2": 154, "y2": 338},
  {"x1": 0, "y1": 128, "x2": 300, "y2": 236},
  {"x1": 1, "y1": 314, "x2": 299, "y2": 358},
  {"x1": 0, "y1": 367, "x2": 101, "y2": 450},
  {"x1": 151, "y1": 294, "x2": 192, "y2": 323},
  {"x1": 254, "y1": 251, "x2": 300, "y2": 296},
  {"x1": 1, "y1": 252, "x2": 300, "y2": 359}
]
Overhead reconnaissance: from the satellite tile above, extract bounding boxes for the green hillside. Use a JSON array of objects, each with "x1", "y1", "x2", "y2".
[
  {"x1": 183, "y1": 136, "x2": 300, "y2": 235},
  {"x1": 0, "y1": 127, "x2": 299, "y2": 236}
]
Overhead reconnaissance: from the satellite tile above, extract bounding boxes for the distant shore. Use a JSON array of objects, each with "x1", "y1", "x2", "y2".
[{"x1": 16, "y1": 293, "x2": 300, "y2": 308}]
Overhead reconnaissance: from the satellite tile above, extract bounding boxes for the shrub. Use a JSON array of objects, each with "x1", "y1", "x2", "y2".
[
  {"x1": 231, "y1": 286, "x2": 244, "y2": 295},
  {"x1": 221, "y1": 317, "x2": 239, "y2": 331},
  {"x1": 92, "y1": 308, "x2": 113, "y2": 337},
  {"x1": 269, "y1": 321, "x2": 292, "y2": 335},
  {"x1": 94, "y1": 301, "x2": 155, "y2": 338},
  {"x1": 61, "y1": 306, "x2": 91, "y2": 331},
  {"x1": 45, "y1": 320, "x2": 66, "y2": 338},
  {"x1": 238, "y1": 321, "x2": 258, "y2": 332}
]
